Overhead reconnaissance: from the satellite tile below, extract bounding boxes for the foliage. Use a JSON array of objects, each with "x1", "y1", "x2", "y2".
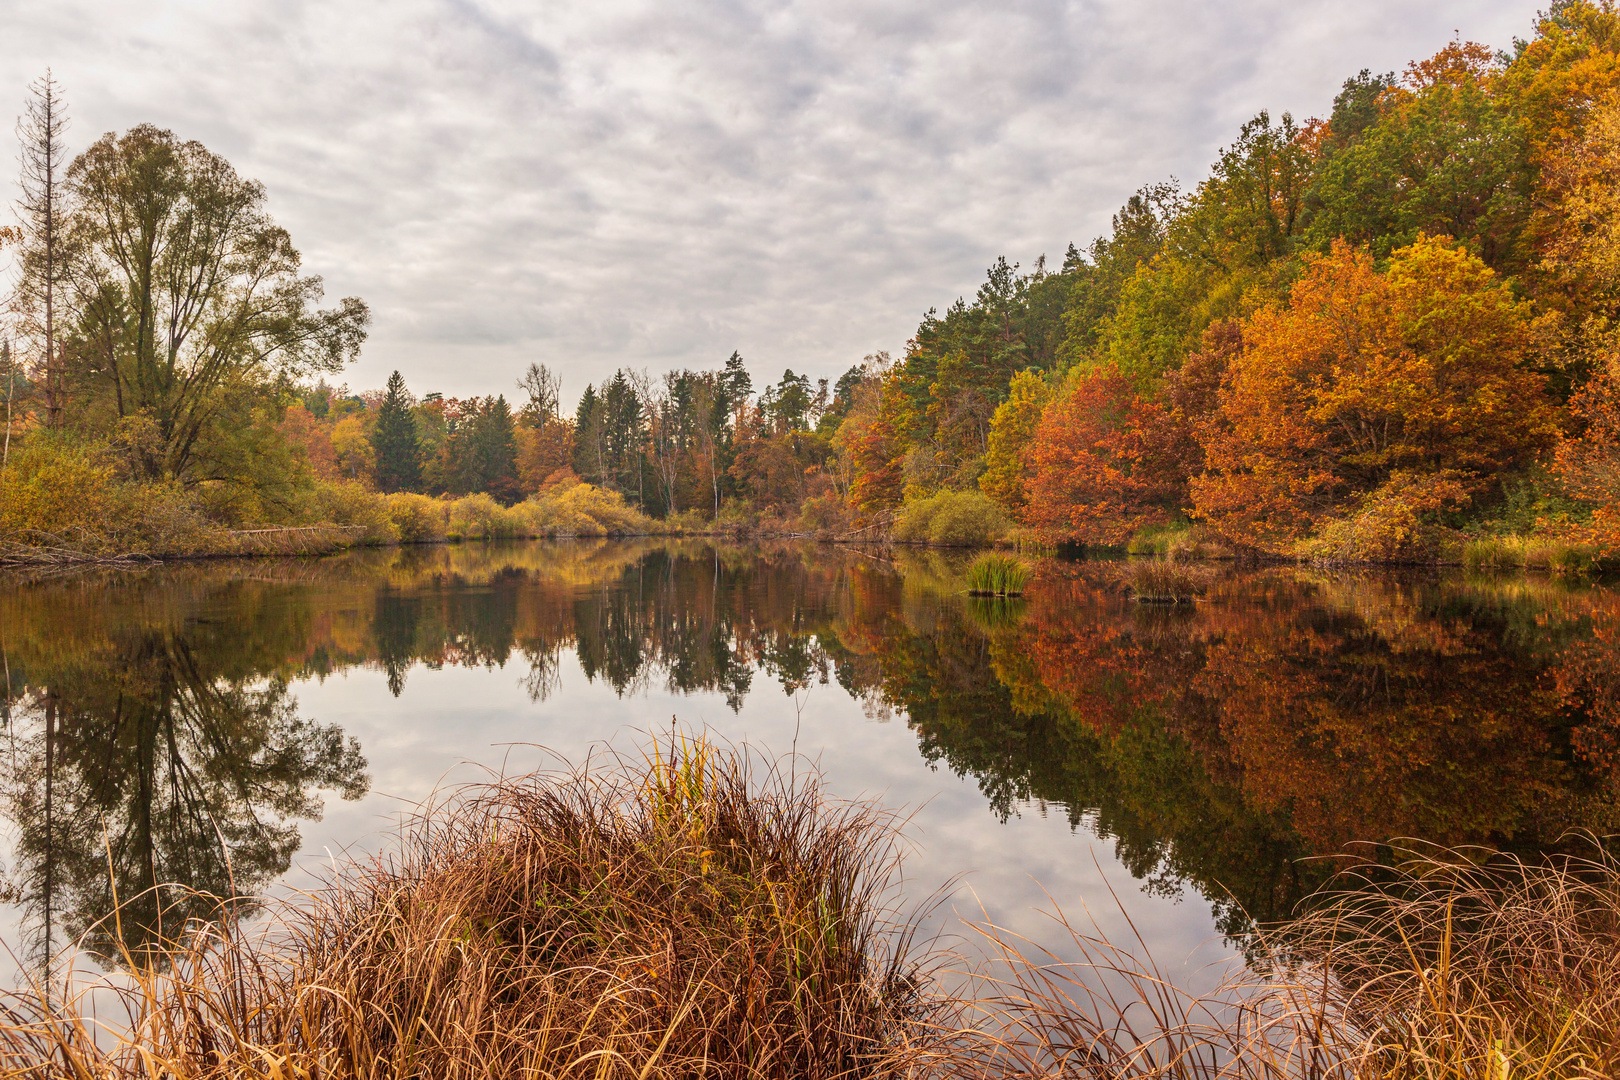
[
  {"x1": 384, "y1": 492, "x2": 448, "y2": 543},
  {"x1": 979, "y1": 369, "x2": 1054, "y2": 514},
  {"x1": 893, "y1": 489, "x2": 1009, "y2": 547},
  {"x1": 1192, "y1": 237, "x2": 1556, "y2": 552},
  {"x1": 370, "y1": 370, "x2": 422, "y2": 493},
  {"x1": 1023, "y1": 367, "x2": 1181, "y2": 546}
]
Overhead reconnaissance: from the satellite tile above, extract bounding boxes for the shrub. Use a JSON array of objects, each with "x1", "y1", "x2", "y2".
[
  {"x1": 663, "y1": 509, "x2": 710, "y2": 535},
  {"x1": 0, "y1": 435, "x2": 120, "y2": 540},
  {"x1": 385, "y1": 493, "x2": 448, "y2": 543},
  {"x1": 301, "y1": 480, "x2": 399, "y2": 545},
  {"x1": 894, "y1": 490, "x2": 1009, "y2": 547},
  {"x1": 519, "y1": 483, "x2": 654, "y2": 536},
  {"x1": 796, "y1": 493, "x2": 852, "y2": 535},
  {"x1": 1301, "y1": 471, "x2": 1469, "y2": 563},
  {"x1": 446, "y1": 493, "x2": 515, "y2": 540},
  {"x1": 0, "y1": 435, "x2": 222, "y2": 556}
]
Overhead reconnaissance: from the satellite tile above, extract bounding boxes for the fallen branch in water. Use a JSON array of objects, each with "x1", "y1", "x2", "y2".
[{"x1": 224, "y1": 523, "x2": 369, "y2": 556}]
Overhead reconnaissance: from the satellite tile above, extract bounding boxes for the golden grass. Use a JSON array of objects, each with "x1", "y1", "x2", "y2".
[
  {"x1": 2, "y1": 742, "x2": 1617, "y2": 1079},
  {"x1": 1126, "y1": 558, "x2": 1209, "y2": 603},
  {"x1": 1462, "y1": 534, "x2": 1599, "y2": 574},
  {"x1": 0, "y1": 734, "x2": 930, "y2": 1079}
]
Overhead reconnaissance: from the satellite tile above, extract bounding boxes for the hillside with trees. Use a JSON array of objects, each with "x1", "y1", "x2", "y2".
[{"x1": 6, "y1": 3, "x2": 1620, "y2": 564}]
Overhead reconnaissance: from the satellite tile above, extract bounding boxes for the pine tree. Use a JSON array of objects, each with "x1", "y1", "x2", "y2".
[
  {"x1": 472, "y1": 395, "x2": 520, "y2": 503},
  {"x1": 371, "y1": 370, "x2": 422, "y2": 492}
]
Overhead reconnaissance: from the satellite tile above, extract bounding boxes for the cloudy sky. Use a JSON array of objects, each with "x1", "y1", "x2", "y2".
[{"x1": 3, "y1": 0, "x2": 1543, "y2": 401}]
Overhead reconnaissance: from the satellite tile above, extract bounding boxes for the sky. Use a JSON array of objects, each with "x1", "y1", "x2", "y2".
[{"x1": 2, "y1": 0, "x2": 1546, "y2": 403}]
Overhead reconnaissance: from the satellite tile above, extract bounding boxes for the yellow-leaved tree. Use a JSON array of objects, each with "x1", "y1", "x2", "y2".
[{"x1": 979, "y1": 369, "x2": 1054, "y2": 516}]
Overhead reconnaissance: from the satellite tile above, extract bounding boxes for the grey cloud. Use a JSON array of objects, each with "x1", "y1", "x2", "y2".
[{"x1": 2, "y1": 0, "x2": 1541, "y2": 400}]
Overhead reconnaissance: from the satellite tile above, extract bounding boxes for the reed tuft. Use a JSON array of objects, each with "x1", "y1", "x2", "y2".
[
  {"x1": 0, "y1": 733, "x2": 933, "y2": 1079},
  {"x1": 1126, "y1": 557, "x2": 1207, "y2": 603},
  {"x1": 964, "y1": 554, "x2": 1029, "y2": 597},
  {"x1": 4, "y1": 747, "x2": 1619, "y2": 1078}
]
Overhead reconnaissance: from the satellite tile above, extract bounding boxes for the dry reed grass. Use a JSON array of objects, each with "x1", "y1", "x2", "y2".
[
  {"x1": 0, "y1": 734, "x2": 932, "y2": 1079},
  {"x1": 1126, "y1": 558, "x2": 1209, "y2": 603},
  {"x1": 2, "y1": 744, "x2": 1617, "y2": 1079}
]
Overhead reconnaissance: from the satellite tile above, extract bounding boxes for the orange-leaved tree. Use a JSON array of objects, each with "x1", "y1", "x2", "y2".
[
  {"x1": 1191, "y1": 236, "x2": 1557, "y2": 553},
  {"x1": 1555, "y1": 363, "x2": 1620, "y2": 554},
  {"x1": 1024, "y1": 367, "x2": 1183, "y2": 544}
]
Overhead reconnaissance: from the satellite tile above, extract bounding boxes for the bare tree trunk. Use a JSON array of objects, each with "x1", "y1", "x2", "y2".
[
  {"x1": 18, "y1": 72, "x2": 69, "y2": 428},
  {"x1": 2, "y1": 339, "x2": 14, "y2": 475}
]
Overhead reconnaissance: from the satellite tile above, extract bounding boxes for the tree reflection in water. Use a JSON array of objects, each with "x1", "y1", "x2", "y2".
[
  {"x1": 0, "y1": 585, "x2": 370, "y2": 973},
  {"x1": 3, "y1": 542, "x2": 1619, "y2": 965}
]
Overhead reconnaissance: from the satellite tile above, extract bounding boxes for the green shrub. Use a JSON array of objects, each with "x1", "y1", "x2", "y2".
[{"x1": 894, "y1": 490, "x2": 1009, "y2": 547}]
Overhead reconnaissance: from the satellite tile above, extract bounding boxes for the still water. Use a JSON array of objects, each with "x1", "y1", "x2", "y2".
[{"x1": 2, "y1": 540, "x2": 1617, "y2": 984}]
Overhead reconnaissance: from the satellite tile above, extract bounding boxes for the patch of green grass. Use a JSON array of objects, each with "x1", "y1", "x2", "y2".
[
  {"x1": 1461, "y1": 534, "x2": 1597, "y2": 574},
  {"x1": 964, "y1": 553, "x2": 1029, "y2": 596}
]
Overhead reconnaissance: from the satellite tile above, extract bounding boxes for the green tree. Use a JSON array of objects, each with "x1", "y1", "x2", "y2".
[
  {"x1": 470, "y1": 394, "x2": 520, "y2": 503},
  {"x1": 371, "y1": 370, "x2": 422, "y2": 493},
  {"x1": 62, "y1": 124, "x2": 369, "y2": 485}
]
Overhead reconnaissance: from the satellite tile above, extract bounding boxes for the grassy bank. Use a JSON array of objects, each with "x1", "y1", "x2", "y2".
[{"x1": 3, "y1": 734, "x2": 1616, "y2": 1078}]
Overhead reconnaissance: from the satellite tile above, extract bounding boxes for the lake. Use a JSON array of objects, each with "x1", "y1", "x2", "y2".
[{"x1": 3, "y1": 540, "x2": 1618, "y2": 988}]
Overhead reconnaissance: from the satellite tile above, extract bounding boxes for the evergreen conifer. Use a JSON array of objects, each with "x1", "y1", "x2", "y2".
[{"x1": 371, "y1": 370, "x2": 422, "y2": 492}]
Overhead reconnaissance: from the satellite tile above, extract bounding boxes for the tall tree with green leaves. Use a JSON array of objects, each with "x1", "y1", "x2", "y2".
[
  {"x1": 62, "y1": 125, "x2": 369, "y2": 484},
  {"x1": 370, "y1": 370, "x2": 421, "y2": 493}
]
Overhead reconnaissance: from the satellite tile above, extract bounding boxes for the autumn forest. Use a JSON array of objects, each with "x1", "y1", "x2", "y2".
[{"x1": 8, "y1": 6, "x2": 1620, "y2": 566}]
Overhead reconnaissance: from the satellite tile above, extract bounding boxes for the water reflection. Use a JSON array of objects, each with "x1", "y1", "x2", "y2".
[
  {"x1": 0, "y1": 584, "x2": 370, "y2": 969},
  {"x1": 2, "y1": 542, "x2": 1618, "y2": 969}
]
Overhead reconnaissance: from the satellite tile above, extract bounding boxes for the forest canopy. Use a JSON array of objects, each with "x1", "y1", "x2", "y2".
[{"x1": 6, "y1": 3, "x2": 1620, "y2": 562}]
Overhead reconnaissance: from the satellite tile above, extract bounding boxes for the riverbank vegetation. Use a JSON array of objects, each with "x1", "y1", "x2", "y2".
[
  {"x1": 10, "y1": 7, "x2": 1620, "y2": 566},
  {"x1": 1, "y1": 734, "x2": 1615, "y2": 1078}
]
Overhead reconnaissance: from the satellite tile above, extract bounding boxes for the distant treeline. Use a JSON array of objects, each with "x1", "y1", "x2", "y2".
[{"x1": 5, "y1": 4, "x2": 1620, "y2": 560}]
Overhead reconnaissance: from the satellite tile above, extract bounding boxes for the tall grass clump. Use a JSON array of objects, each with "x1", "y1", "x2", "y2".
[
  {"x1": 1273, "y1": 844, "x2": 1620, "y2": 1079},
  {"x1": 940, "y1": 844, "x2": 1620, "y2": 1079},
  {"x1": 1126, "y1": 557, "x2": 1207, "y2": 603},
  {"x1": 894, "y1": 490, "x2": 1009, "y2": 547},
  {"x1": 964, "y1": 553, "x2": 1028, "y2": 596},
  {"x1": 0, "y1": 734, "x2": 930, "y2": 1079},
  {"x1": 1463, "y1": 533, "x2": 1598, "y2": 574}
]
